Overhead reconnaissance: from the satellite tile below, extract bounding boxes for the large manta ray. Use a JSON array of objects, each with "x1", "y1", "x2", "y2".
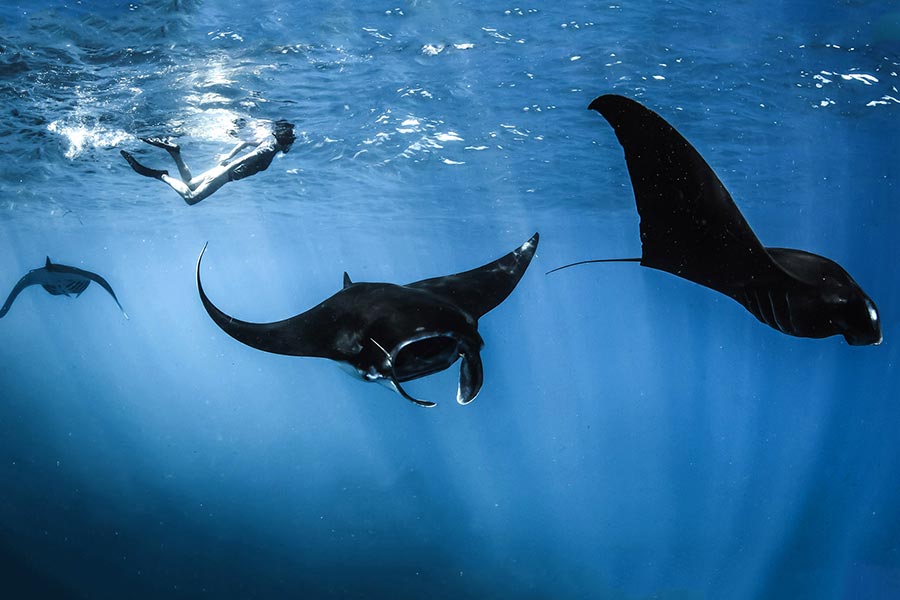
[
  {"x1": 196, "y1": 233, "x2": 539, "y2": 407},
  {"x1": 0, "y1": 257, "x2": 128, "y2": 319},
  {"x1": 549, "y1": 94, "x2": 881, "y2": 346}
]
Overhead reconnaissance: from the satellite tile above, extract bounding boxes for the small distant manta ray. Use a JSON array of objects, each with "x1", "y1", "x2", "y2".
[
  {"x1": 0, "y1": 257, "x2": 128, "y2": 319},
  {"x1": 196, "y1": 233, "x2": 539, "y2": 407},
  {"x1": 548, "y1": 94, "x2": 881, "y2": 346}
]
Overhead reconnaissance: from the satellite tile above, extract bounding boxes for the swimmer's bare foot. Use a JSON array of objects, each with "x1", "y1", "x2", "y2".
[
  {"x1": 121, "y1": 150, "x2": 168, "y2": 179},
  {"x1": 140, "y1": 137, "x2": 181, "y2": 152}
]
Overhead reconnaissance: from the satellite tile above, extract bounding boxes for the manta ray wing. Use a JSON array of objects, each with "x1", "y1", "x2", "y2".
[
  {"x1": 77, "y1": 270, "x2": 127, "y2": 318},
  {"x1": 0, "y1": 271, "x2": 43, "y2": 318},
  {"x1": 407, "y1": 232, "x2": 539, "y2": 319},
  {"x1": 52, "y1": 264, "x2": 128, "y2": 318},
  {"x1": 196, "y1": 243, "x2": 348, "y2": 360},
  {"x1": 589, "y1": 95, "x2": 791, "y2": 296}
]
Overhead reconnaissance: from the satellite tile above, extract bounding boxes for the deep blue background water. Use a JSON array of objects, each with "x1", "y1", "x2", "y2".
[{"x1": 1, "y1": 1, "x2": 899, "y2": 598}]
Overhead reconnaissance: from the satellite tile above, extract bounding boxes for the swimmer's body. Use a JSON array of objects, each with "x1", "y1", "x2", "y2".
[{"x1": 121, "y1": 120, "x2": 295, "y2": 205}]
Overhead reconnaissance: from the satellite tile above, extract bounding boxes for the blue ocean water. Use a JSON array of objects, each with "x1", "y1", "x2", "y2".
[{"x1": 1, "y1": 1, "x2": 899, "y2": 597}]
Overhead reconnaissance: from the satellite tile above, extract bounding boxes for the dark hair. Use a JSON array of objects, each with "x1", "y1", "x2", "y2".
[{"x1": 273, "y1": 120, "x2": 296, "y2": 151}]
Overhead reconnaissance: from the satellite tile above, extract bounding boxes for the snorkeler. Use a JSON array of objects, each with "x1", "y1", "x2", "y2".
[{"x1": 120, "y1": 120, "x2": 295, "y2": 206}]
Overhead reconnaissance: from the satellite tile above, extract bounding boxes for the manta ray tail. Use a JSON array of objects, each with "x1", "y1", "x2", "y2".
[{"x1": 546, "y1": 258, "x2": 641, "y2": 275}]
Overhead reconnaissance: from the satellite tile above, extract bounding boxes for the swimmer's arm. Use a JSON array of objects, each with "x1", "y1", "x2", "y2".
[{"x1": 218, "y1": 142, "x2": 252, "y2": 165}]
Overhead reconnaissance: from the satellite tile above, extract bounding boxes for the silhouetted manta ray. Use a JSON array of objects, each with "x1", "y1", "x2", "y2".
[
  {"x1": 549, "y1": 94, "x2": 881, "y2": 345},
  {"x1": 0, "y1": 257, "x2": 128, "y2": 319},
  {"x1": 196, "y1": 233, "x2": 539, "y2": 407}
]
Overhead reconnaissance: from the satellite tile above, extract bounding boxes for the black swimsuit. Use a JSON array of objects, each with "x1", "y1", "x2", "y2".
[{"x1": 229, "y1": 138, "x2": 278, "y2": 181}]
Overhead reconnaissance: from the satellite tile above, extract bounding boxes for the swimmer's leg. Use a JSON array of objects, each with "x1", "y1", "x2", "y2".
[
  {"x1": 121, "y1": 150, "x2": 168, "y2": 179},
  {"x1": 160, "y1": 172, "x2": 229, "y2": 206},
  {"x1": 140, "y1": 137, "x2": 193, "y2": 183},
  {"x1": 167, "y1": 149, "x2": 194, "y2": 183}
]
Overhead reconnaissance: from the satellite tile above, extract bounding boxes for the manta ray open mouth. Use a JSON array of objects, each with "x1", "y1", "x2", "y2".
[
  {"x1": 383, "y1": 332, "x2": 484, "y2": 408},
  {"x1": 392, "y1": 335, "x2": 462, "y2": 381}
]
